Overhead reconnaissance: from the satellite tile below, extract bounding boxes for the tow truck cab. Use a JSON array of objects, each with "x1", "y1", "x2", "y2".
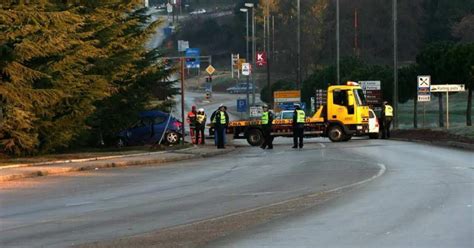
[{"x1": 310, "y1": 83, "x2": 370, "y2": 141}]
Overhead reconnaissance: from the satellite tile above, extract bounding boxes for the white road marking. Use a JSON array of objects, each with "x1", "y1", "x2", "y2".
[{"x1": 65, "y1": 201, "x2": 94, "y2": 207}]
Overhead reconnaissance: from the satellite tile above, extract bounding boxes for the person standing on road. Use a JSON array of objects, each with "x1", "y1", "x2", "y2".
[
  {"x1": 215, "y1": 105, "x2": 229, "y2": 149},
  {"x1": 381, "y1": 101, "x2": 394, "y2": 139},
  {"x1": 260, "y1": 104, "x2": 274, "y2": 149},
  {"x1": 195, "y1": 108, "x2": 207, "y2": 144},
  {"x1": 187, "y1": 106, "x2": 197, "y2": 144},
  {"x1": 292, "y1": 104, "x2": 305, "y2": 149},
  {"x1": 211, "y1": 105, "x2": 221, "y2": 145}
]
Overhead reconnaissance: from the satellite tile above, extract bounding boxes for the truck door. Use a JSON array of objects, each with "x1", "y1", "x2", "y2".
[{"x1": 328, "y1": 89, "x2": 356, "y2": 123}]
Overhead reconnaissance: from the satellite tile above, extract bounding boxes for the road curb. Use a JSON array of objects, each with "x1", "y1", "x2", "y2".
[
  {"x1": 0, "y1": 146, "x2": 235, "y2": 183},
  {"x1": 392, "y1": 138, "x2": 474, "y2": 151},
  {"x1": 0, "y1": 150, "x2": 168, "y2": 170}
]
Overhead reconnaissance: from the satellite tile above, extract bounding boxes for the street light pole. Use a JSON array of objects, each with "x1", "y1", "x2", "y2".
[
  {"x1": 393, "y1": 0, "x2": 398, "y2": 128},
  {"x1": 240, "y1": 8, "x2": 250, "y2": 116},
  {"x1": 336, "y1": 0, "x2": 340, "y2": 85},
  {"x1": 297, "y1": 0, "x2": 301, "y2": 89},
  {"x1": 251, "y1": 5, "x2": 256, "y2": 106}
]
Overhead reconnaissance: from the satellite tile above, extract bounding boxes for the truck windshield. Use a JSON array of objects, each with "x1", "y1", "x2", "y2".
[{"x1": 354, "y1": 89, "x2": 367, "y2": 106}]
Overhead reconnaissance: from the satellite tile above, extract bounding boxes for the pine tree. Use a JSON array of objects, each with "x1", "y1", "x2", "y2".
[{"x1": 1, "y1": 0, "x2": 176, "y2": 155}]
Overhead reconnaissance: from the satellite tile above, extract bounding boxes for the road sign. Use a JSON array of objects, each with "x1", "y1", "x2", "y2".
[
  {"x1": 273, "y1": 90, "x2": 301, "y2": 103},
  {"x1": 167, "y1": 3, "x2": 173, "y2": 13},
  {"x1": 185, "y1": 48, "x2": 200, "y2": 69},
  {"x1": 250, "y1": 106, "x2": 263, "y2": 117},
  {"x1": 256, "y1": 52, "x2": 267, "y2": 67},
  {"x1": 177, "y1": 40, "x2": 189, "y2": 52},
  {"x1": 360, "y1": 81, "x2": 381, "y2": 90},
  {"x1": 237, "y1": 99, "x2": 247, "y2": 113},
  {"x1": 242, "y1": 63, "x2": 251, "y2": 76},
  {"x1": 417, "y1": 75, "x2": 431, "y2": 88},
  {"x1": 417, "y1": 76, "x2": 431, "y2": 102},
  {"x1": 417, "y1": 95, "x2": 430, "y2": 101},
  {"x1": 205, "y1": 65, "x2": 216, "y2": 75},
  {"x1": 359, "y1": 81, "x2": 382, "y2": 106},
  {"x1": 430, "y1": 84, "x2": 465, "y2": 92}
]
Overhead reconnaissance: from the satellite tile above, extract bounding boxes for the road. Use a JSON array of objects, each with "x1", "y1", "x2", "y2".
[{"x1": 0, "y1": 138, "x2": 472, "y2": 247}]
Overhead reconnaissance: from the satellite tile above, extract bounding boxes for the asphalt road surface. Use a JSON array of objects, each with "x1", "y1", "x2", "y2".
[{"x1": 1, "y1": 138, "x2": 472, "y2": 247}]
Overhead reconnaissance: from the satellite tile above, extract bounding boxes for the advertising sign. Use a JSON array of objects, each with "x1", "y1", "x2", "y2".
[{"x1": 256, "y1": 52, "x2": 267, "y2": 67}]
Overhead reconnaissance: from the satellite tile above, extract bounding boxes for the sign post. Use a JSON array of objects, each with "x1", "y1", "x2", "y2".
[
  {"x1": 417, "y1": 76, "x2": 431, "y2": 127},
  {"x1": 359, "y1": 81, "x2": 382, "y2": 111},
  {"x1": 241, "y1": 63, "x2": 251, "y2": 76},
  {"x1": 430, "y1": 84, "x2": 465, "y2": 129}
]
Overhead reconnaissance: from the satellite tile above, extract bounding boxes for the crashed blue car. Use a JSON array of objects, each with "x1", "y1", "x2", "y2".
[{"x1": 117, "y1": 111, "x2": 182, "y2": 147}]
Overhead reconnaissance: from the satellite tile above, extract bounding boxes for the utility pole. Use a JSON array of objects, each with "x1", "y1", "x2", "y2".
[
  {"x1": 297, "y1": 0, "x2": 301, "y2": 88},
  {"x1": 180, "y1": 57, "x2": 185, "y2": 144},
  {"x1": 393, "y1": 0, "x2": 398, "y2": 128},
  {"x1": 336, "y1": 0, "x2": 340, "y2": 85},
  {"x1": 266, "y1": 1, "x2": 271, "y2": 105},
  {"x1": 272, "y1": 16, "x2": 275, "y2": 62}
]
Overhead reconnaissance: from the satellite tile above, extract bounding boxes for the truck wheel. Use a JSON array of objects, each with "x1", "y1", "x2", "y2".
[
  {"x1": 246, "y1": 129, "x2": 263, "y2": 146},
  {"x1": 328, "y1": 125, "x2": 345, "y2": 142},
  {"x1": 342, "y1": 134, "x2": 352, "y2": 141}
]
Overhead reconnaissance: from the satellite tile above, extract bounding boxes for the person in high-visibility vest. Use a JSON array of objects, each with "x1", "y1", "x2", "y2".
[
  {"x1": 260, "y1": 104, "x2": 274, "y2": 149},
  {"x1": 215, "y1": 105, "x2": 229, "y2": 149},
  {"x1": 381, "y1": 101, "x2": 394, "y2": 139},
  {"x1": 292, "y1": 104, "x2": 306, "y2": 149},
  {"x1": 195, "y1": 108, "x2": 207, "y2": 145}
]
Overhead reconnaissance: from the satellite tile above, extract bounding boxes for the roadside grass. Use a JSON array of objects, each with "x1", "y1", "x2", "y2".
[
  {"x1": 0, "y1": 143, "x2": 192, "y2": 167},
  {"x1": 398, "y1": 91, "x2": 469, "y2": 129}
]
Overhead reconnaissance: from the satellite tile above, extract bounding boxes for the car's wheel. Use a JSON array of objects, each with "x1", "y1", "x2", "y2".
[
  {"x1": 328, "y1": 125, "x2": 345, "y2": 142},
  {"x1": 116, "y1": 138, "x2": 127, "y2": 148},
  {"x1": 246, "y1": 129, "x2": 263, "y2": 146},
  {"x1": 165, "y1": 131, "x2": 180, "y2": 145}
]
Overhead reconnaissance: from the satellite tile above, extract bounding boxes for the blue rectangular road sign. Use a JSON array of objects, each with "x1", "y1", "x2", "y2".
[
  {"x1": 185, "y1": 48, "x2": 200, "y2": 69},
  {"x1": 237, "y1": 99, "x2": 247, "y2": 112}
]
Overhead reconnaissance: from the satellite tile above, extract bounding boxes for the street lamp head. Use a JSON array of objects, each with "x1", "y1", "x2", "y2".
[
  {"x1": 240, "y1": 8, "x2": 248, "y2": 12},
  {"x1": 244, "y1": 3, "x2": 254, "y2": 8}
]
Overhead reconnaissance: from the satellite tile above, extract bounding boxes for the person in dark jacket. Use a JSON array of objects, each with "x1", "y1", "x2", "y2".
[
  {"x1": 260, "y1": 104, "x2": 274, "y2": 149},
  {"x1": 214, "y1": 105, "x2": 229, "y2": 149},
  {"x1": 292, "y1": 104, "x2": 305, "y2": 148}
]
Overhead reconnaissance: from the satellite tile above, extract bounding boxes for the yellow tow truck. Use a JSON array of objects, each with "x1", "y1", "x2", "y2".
[{"x1": 212, "y1": 82, "x2": 370, "y2": 146}]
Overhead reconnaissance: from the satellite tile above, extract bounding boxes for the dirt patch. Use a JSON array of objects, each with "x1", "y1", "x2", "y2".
[{"x1": 392, "y1": 129, "x2": 474, "y2": 144}]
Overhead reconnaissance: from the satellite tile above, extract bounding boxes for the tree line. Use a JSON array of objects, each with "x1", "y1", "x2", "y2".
[{"x1": 0, "y1": 0, "x2": 177, "y2": 155}]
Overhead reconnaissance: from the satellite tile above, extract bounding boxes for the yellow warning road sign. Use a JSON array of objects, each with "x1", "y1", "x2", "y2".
[{"x1": 206, "y1": 65, "x2": 216, "y2": 75}]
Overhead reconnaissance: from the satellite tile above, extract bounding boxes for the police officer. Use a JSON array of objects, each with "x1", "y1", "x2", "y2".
[
  {"x1": 381, "y1": 101, "x2": 394, "y2": 139},
  {"x1": 260, "y1": 104, "x2": 274, "y2": 149},
  {"x1": 215, "y1": 105, "x2": 229, "y2": 149},
  {"x1": 195, "y1": 108, "x2": 207, "y2": 144},
  {"x1": 292, "y1": 104, "x2": 305, "y2": 149}
]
